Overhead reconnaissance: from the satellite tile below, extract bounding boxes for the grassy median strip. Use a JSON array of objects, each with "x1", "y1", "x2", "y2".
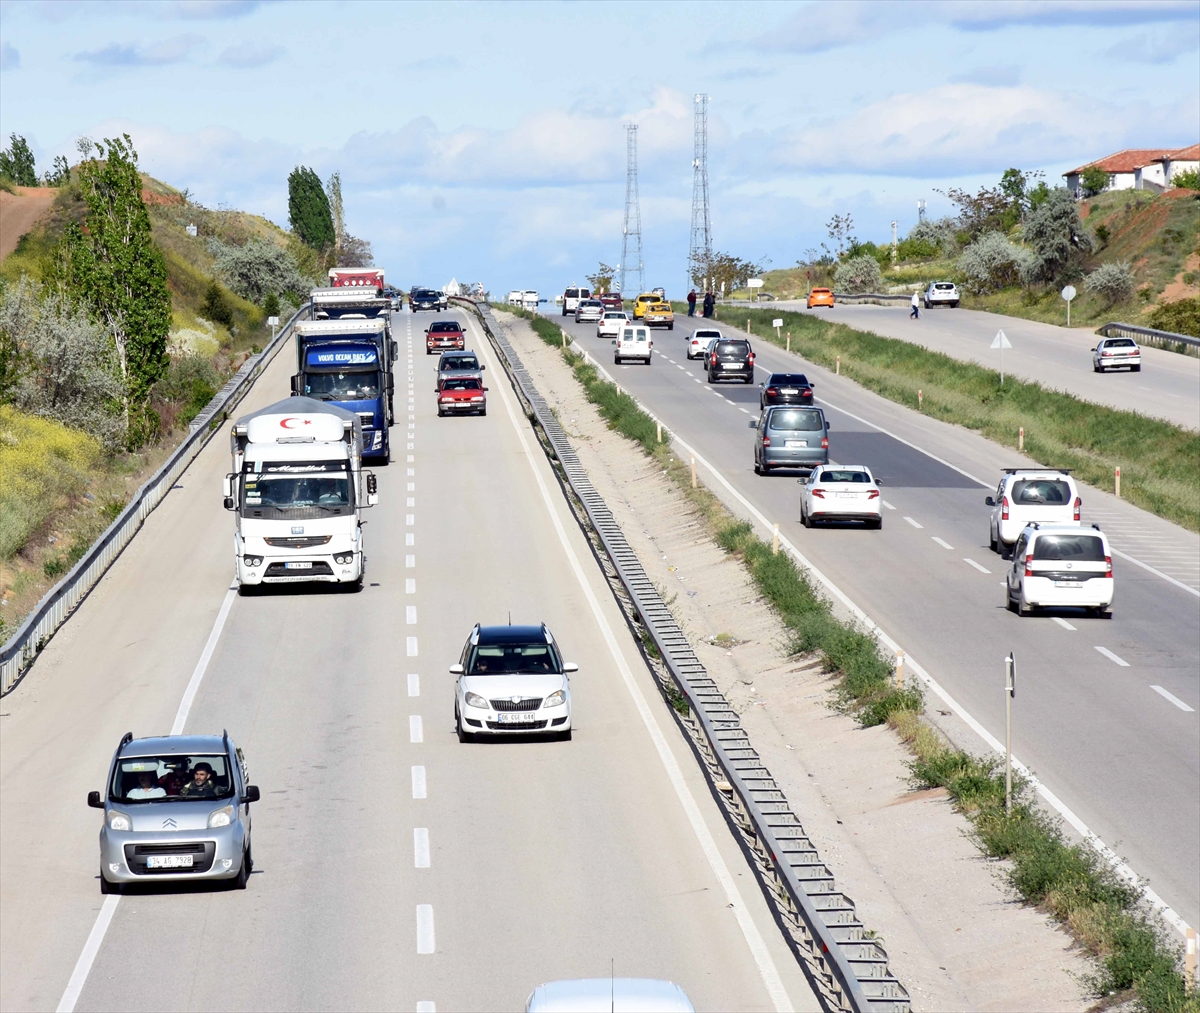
[
  {"x1": 500, "y1": 303, "x2": 1198, "y2": 1013},
  {"x1": 689, "y1": 304, "x2": 1200, "y2": 533}
]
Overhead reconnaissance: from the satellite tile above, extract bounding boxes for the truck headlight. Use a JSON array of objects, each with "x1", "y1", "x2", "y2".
[
  {"x1": 543, "y1": 690, "x2": 565, "y2": 708},
  {"x1": 207, "y1": 805, "x2": 235, "y2": 828},
  {"x1": 465, "y1": 692, "x2": 488, "y2": 709},
  {"x1": 333, "y1": 552, "x2": 354, "y2": 565},
  {"x1": 107, "y1": 811, "x2": 131, "y2": 832},
  {"x1": 243, "y1": 555, "x2": 263, "y2": 567}
]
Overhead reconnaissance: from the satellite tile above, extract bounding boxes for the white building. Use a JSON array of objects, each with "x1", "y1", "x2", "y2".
[{"x1": 1064, "y1": 145, "x2": 1199, "y2": 196}]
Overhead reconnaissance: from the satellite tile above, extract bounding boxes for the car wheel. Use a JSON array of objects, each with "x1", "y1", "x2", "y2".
[
  {"x1": 455, "y1": 706, "x2": 473, "y2": 743},
  {"x1": 667, "y1": 323, "x2": 673, "y2": 331},
  {"x1": 800, "y1": 504, "x2": 808, "y2": 527},
  {"x1": 614, "y1": 355, "x2": 621, "y2": 364},
  {"x1": 989, "y1": 526, "x2": 998, "y2": 553},
  {"x1": 706, "y1": 373, "x2": 714, "y2": 383},
  {"x1": 480, "y1": 407, "x2": 487, "y2": 416},
  {"x1": 1017, "y1": 594, "x2": 1034, "y2": 617},
  {"x1": 231, "y1": 847, "x2": 250, "y2": 890},
  {"x1": 951, "y1": 301, "x2": 959, "y2": 308},
  {"x1": 100, "y1": 871, "x2": 121, "y2": 895},
  {"x1": 1006, "y1": 587, "x2": 1018, "y2": 613},
  {"x1": 1093, "y1": 364, "x2": 1102, "y2": 372},
  {"x1": 744, "y1": 376, "x2": 753, "y2": 384},
  {"x1": 870, "y1": 518, "x2": 883, "y2": 530},
  {"x1": 558, "y1": 727, "x2": 573, "y2": 742},
  {"x1": 1133, "y1": 365, "x2": 1141, "y2": 372}
]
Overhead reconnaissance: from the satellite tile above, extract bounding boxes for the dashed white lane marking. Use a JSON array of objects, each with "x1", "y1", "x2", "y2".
[
  {"x1": 409, "y1": 715, "x2": 424, "y2": 742},
  {"x1": 407, "y1": 442, "x2": 414, "y2": 450},
  {"x1": 1053, "y1": 617, "x2": 1077, "y2": 630},
  {"x1": 881, "y1": 499, "x2": 896, "y2": 511},
  {"x1": 411, "y1": 765, "x2": 427, "y2": 797},
  {"x1": 740, "y1": 407, "x2": 751, "y2": 413},
  {"x1": 414, "y1": 828, "x2": 430, "y2": 868},
  {"x1": 406, "y1": 606, "x2": 417, "y2": 625},
  {"x1": 407, "y1": 497, "x2": 415, "y2": 507},
  {"x1": 406, "y1": 533, "x2": 415, "y2": 546},
  {"x1": 1151, "y1": 685, "x2": 1195, "y2": 712},
  {"x1": 407, "y1": 482, "x2": 415, "y2": 491},
  {"x1": 904, "y1": 516, "x2": 923, "y2": 529},
  {"x1": 1094, "y1": 646, "x2": 1130, "y2": 667},
  {"x1": 406, "y1": 554, "x2": 416, "y2": 568},
  {"x1": 406, "y1": 514, "x2": 415, "y2": 525},
  {"x1": 416, "y1": 905, "x2": 435, "y2": 954},
  {"x1": 407, "y1": 455, "x2": 415, "y2": 463},
  {"x1": 406, "y1": 578, "x2": 416, "y2": 594},
  {"x1": 407, "y1": 673, "x2": 420, "y2": 697},
  {"x1": 407, "y1": 468, "x2": 415, "y2": 476},
  {"x1": 407, "y1": 636, "x2": 418, "y2": 656},
  {"x1": 677, "y1": 364, "x2": 686, "y2": 370},
  {"x1": 693, "y1": 377, "x2": 701, "y2": 383},
  {"x1": 932, "y1": 536, "x2": 954, "y2": 550},
  {"x1": 964, "y1": 558, "x2": 991, "y2": 574}
]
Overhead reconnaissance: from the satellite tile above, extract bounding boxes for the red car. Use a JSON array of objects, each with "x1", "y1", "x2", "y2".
[
  {"x1": 426, "y1": 320, "x2": 465, "y2": 354},
  {"x1": 437, "y1": 375, "x2": 487, "y2": 416},
  {"x1": 598, "y1": 293, "x2": 623, "y2": 310}
]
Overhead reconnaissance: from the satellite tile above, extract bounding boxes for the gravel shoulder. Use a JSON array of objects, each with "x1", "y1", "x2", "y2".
[{"x1": 496, "y1": 307, "x2": 1093, "y2": 1012}]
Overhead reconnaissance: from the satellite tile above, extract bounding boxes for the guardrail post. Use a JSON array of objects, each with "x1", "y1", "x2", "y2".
[
  {"x1": 691, "y1": 456, "x2": 697, "y2": 489},
  {"x1": 1115, "y1": 466, "x2": 1121, "y2": 498}
]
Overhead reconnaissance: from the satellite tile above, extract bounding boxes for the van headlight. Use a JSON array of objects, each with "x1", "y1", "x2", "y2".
[
  {"x1": 464, "y1": 692, "x2": 488, "y2": 709},
  {"x1": 207, "y1": 805, "x2": 235, "y2": 828},
  {"x1": 107, "y1": 811, "x2": 131, "y2": 832},
  {"x1": 543, "y1": 690, "x2": 565, "y2": 708}
]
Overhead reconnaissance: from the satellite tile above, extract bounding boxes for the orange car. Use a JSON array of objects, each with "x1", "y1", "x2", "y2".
[{"x1": 807, "y1": 287, "x2": 835, "y2": 309}]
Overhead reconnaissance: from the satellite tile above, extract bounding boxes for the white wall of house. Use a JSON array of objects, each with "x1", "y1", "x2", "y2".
[{"x1": 1167, "y1": 158, "x2": 1199, "y2": 184}]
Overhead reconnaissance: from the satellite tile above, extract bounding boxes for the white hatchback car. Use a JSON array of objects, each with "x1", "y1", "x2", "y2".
[
  {"x1": 613, "y1": 324, "x2": 653, "y2": 364},
  {"x1": 687, "y1": 328, "x2": 722, "y2": 359},
  {"x1": 597, "y1": 310, "x2": 629, "y2": 338},
  {"x1": 1092, "y1": 336, "x2": 1141, "y2": 372},
  {"x1": 799, "y1": 465, "x2": 882, "y2": 528},
  {"x1": 986, "y1": 469, "x2": 1080, "y2": 553},
  {"x1": 1006, "y1": 523, "x2": 1113, "y2": 617}
]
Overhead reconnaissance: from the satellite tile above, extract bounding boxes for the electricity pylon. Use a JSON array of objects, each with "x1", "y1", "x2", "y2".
[
  {"x1": 620, "y1": 124, "x2": 644, "y2": 297},
  {"x1": 688, "y1": 94, "x2": 712, "y2": 292}
]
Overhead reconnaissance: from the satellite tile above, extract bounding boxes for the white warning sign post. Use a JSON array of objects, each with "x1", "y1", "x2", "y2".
[{"x1": 991, "y1": 329, "x2": 1012, "y2": 384}]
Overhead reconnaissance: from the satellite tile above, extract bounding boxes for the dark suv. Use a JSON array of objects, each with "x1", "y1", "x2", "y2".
[
  {"x1": 706, "y1": 339, "x2": 755, "y2": 384},
  {"x1": 759, "y1": 372, "x2": 814, "y2": 408},
  {"x1": 410, "y1": 288, "x2": 439, "y2": 312}
]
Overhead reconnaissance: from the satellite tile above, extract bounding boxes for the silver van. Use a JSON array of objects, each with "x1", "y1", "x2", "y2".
[
  {"x1": 89, "y1": 731, "x2": 259, "y2": 892},
  {"x1": 750, "y1": 405, "x2": 830, "y2": 473}
]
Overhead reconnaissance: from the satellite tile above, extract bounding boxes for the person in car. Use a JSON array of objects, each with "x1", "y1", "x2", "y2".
[
  {"x1": 179, "y1": 762, "x2": 218, "y2": 798},
  {"x1": 128, "y1": 771, "x2": 166, "y2": 799}
]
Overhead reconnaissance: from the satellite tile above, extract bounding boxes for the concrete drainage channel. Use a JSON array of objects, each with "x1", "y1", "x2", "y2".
[{"x1": 464, "y1": 300, "x2": 910, "y2": 1013}]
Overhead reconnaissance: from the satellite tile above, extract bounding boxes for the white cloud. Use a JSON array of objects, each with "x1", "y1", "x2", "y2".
[
  {"x1": 1108, "y1": 22, "x2": 1200, "y2": 63},
  {"x1": 215, "y1": 41, "x2": 283, "y2": 67},
  {"x1": 0, "y1": 42, "x2": 19, "y2": 71},
  {"x1": 73, "y1": 33, "x2": 205, "y2": 66}
]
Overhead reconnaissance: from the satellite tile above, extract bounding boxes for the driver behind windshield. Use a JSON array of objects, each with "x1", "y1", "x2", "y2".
[{"x1": 179, "y1": 762, "x2": 218, "y2": 799}]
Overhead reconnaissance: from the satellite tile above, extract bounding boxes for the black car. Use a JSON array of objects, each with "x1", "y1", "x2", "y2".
[
  {"x1": 759, "y1": 372, "x2": 814, "y2": 408},
  {"x1": 706, "y1": 339, "x2": 755, "y2": 384},
  {"x1": 410, "y1": 288, "x2": 439, "y2": 311}
]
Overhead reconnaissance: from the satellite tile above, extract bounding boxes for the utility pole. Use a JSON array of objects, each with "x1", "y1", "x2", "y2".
[
  {"x1": 891, "y1": 220, "x2": 898, "y2": 265},
  {"x1": 620, "y1": 124, "x2": 644, "y2": 298},
  {"x1": 688, "y1": 94, "x2": 712, "y2": 295}
]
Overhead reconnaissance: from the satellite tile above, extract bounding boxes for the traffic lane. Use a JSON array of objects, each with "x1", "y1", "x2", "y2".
[
  {"x1": 0, "y1": 341, "x2": 302, "y2": 1013},
  {"x1": 556, "y1": 313, "x2": 1200, "y2": 927}
]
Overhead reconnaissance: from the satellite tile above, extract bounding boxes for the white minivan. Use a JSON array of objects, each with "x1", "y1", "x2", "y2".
[
  {"x1": 1006, "y1": 523, "x2": 1113, "y2": 617},
  {"x1": 986, "y1": 469, "x2": 1080, "y2": 553},
  {"x1": 561, "y1": 285, "x2": 591, "y2": 316},
  {"x1": 613, "y1": 325, "x2": 653, "y2": 364}
]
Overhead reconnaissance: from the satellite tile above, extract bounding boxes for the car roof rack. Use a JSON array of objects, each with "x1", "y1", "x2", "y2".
[
  {"x1": 1002, "y1": 467, "x2": 1072, "y2": 474},
  {"x1": 119, "y1": 731, "x2": 133, "y2": 749}
]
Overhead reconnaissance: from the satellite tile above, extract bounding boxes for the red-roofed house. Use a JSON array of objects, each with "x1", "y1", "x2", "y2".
[{"x1": 1064, "y1": 145, "x2": 1199, "y2": 195}]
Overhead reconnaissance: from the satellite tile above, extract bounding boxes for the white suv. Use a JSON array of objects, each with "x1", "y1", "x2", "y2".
[
  {"x1": 986, "y1": 469, "x2": 1080, "y2": 553},
  {"x1": 1006, "y1": 523, "x2": 1113, "y2": 617},
  {"x1": 923, "y1": 281, "x2": 959, "y2": 308}
]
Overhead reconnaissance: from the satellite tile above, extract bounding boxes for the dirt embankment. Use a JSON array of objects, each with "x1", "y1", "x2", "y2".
[{"x1": 0, "y1": 186, "x2": 59, "y2": 262}]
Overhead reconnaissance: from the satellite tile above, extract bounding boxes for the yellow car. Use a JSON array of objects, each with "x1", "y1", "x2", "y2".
[{"x1": 633, "y1": 293, "x2": 674, "y2": 330}]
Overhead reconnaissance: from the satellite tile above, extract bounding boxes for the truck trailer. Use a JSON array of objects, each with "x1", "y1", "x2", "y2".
[
  {"x1": 329, "y1": 268, "x2": 385, "y2": 291},
  {"x1": 224, "y1": 397, "x2": 377, "y2": 592}
]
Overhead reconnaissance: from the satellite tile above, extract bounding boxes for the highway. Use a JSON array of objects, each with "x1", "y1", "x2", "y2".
[
  {"x1": 552, "y1": 308, "x2": 1200, "y2": 933},
  {"x1": 749, "y1": 300, "x2": 1200, "y2": 430},
  {"x1": 0, "y1": 307, "x2": 818, "y2": 1013}
]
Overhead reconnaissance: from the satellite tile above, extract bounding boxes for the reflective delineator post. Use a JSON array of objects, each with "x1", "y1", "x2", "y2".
[
  {"x1": 561, "y1": 328, "x2": 566, "y2": 348},
  {"x1": 894, "y1": 649, "x2": 905, "y2": 689},
  {"x1": 1019, "y1": 426, "x2": 1025, "y2": 452},
  {"x1": 772, "y1": 523, "x2": 779, "y2": 555},
  {"x1": 836, "y1": 355, "x2": 841, "y2": 375},
  {"x1": 691, "y1": 456, "x2": 697, "y2": 489},
  {"x1": 1185, "y1": 927, "x2": 1197, "y2": 989},
  {"x1": 918, "y1": 389, "x2": 923, "y2": 410},
  {"x1": 1115, "y1": 466, "x2": 1121, "y2": 498},
  {"x1": 656, "y1": 421, "x2": 662, "y2": 443},
  {"x1": 786, "y1": 331, "x2": 791, "y2": 353},
  {"x1": 747, "y1": 318, "x2": 752, "y2": 335},
  {"x1": 1005, "y1": 652, "x2": 1016, "y2": 814}
]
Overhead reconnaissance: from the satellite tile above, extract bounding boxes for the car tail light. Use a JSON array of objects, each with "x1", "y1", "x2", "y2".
[
  {"x1": 1073, "y1": 496, "x2": 1081, "y2": 521},
  {"x1": 811, "y1": 488, "x2": 825, "y2": 498},
  {"x1": 1102, "y1": 351, "x2": 1113, "y2": 357},
  {"x1": 711, "y1": 353, "x2": 717, "y2": 366},
  {"x1": 766, "y1": 387, "x2": 778, "y2": 396},
  {"x1": 748, "y1": 352, "x2": 755, "y2": 366},
  {"x1": 820, "y1": 437, "x2": 829, "y2": 448},
  {"x1": 868, "y1": 489, "x2": 880, "y2": 499},
  {"x1": 1105, "y1": 555, "x2": 1112, "y2": 577},
  {"x1": 1001, "y1": 496, "x2": 1009, "y2": 520},
  {"x1": 801, "y1": 387, "x2": 811, "y2": 396},
  {"x1": 761, "y1": 436, "x2": 770, "y2": 447},
  {"x1": 1025, "y1": 557, "x2": 1034, "y2": 577}
]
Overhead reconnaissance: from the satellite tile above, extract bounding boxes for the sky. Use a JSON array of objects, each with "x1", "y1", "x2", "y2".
[{"x1": 1, "y1": 0, "x2": 1197, "y2": 299}]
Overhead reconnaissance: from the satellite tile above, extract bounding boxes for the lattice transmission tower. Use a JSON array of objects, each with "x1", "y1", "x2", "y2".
[
  {"x1": 688, "y1": 93, "x2": 712, "y2": 292},
  {"x1": 620, "y1": 124, "x2": 644, "y2": 297}
]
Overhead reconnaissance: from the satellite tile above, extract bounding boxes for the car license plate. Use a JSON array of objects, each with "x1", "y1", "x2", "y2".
[
  {"x1": 147, "y1": 854, "x2": 193, "y2": 869},
  {"x1": 285, "y1": 561, "x2": 312, "y2": 570},
  {"x1": 781, "y1": 388, "x2": 797, "y2": 394},
  {"x1": 1054, "y1": 580, "x2": 1083, "y2": 588},
  {"x1": 836, "y1": 492, "x2": 858, "y2": 499},
  {"x1": 496, "y1": 712, "x2": 539, "y2": 724},
  {"x1": 785, "y1": 440, "x2": 807, "y2": 448},
  {"x1": 721, "y1": 363, "x2": 738, "y2": 369}
]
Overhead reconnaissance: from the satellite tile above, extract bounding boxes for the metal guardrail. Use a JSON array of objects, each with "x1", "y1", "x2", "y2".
[
  {"x1": 1, "y1": 304, "x2": 307, "y2": 694},
  {"x1": 464, "y1": 299, "x2": 909, "y2": 1013},
  {"x1": 1098, "y1": 320, "x2": 1200, "y2": 351}
]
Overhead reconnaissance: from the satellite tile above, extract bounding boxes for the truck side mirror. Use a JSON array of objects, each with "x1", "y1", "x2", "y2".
[
  {"x1": 391, "y1": 341, "x2": 399, "y2": 358},
  {"x1": 366, "y1": 472, "x2": 378, "y2": 496},
  {"x1": 222, "y1": 474, "x2": 235, "y2": 498},
  {"x1": 223, "y1": 497, "x2": 235, "y2": 511},
  {"x1": 88, "y1": 791, "x2": 103, "y2": 809},
  {"x1": 290, "y1": 374, "x2": 300, "y2": 396}
]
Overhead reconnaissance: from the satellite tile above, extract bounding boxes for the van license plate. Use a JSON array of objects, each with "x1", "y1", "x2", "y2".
[
  {"x1": 1054, "y1": 580, "x2": 1082, "y2": 588},
  {"x1": 147, "y1": 855, "x2": 194, "y2": 869},
  {"x1": 785, "y1": 440, "x2": 808, "y2": 448},
  {"x1": 496, "y1": 712, "x2": 539, "y2": 724},
  {"x1": 285, "y1": 561, "x2": 312, "y2": 570}
]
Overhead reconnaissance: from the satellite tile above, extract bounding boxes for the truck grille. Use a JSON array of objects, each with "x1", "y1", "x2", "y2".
[
  {"x1": 491, "y1": 697, "x2": 542, "y2": 711},
  {"x1": 264, "y1": 536, "x2": 331, "y2": 548}
]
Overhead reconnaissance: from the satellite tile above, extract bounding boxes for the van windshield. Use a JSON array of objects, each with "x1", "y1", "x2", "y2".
[
  {"x1": 769, "y1": 409, "x2": 823, "y2": 431},
  {"x1": 1032, "y1": 535, "x2": 1105, "y2": 561},
  {"x1": 111, "y1": 754, "x2": 234, "y2": 803}
]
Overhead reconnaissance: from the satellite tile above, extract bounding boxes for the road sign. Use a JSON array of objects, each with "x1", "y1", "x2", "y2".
[
  {"x1": 772, "y1": 318, "x2": 783, "y2": 328},
  {"x1": 1061, "y1": 285, "x2": 1076, "y2": 302},
  {"x1": 747, "y1": 278, "x2": 764, "y2": 289},
  {"x1": 267, "y1": 316, "x2": 280, "y2": 327},
  {"x1": 991, "y1": 329, "x2": 1012, "y2": 383}
]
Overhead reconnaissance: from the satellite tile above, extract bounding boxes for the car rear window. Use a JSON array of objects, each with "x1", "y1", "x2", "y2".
[
  {"x1": 819, "y1": 470, "x2": 870, "y2": 483},
  {"x1": 430, "y1": 322, "x2": 461, "y2": 332},
  {"x1": 1012, "y1": 479, "x2": 1071, "y2": 505},
  {"x1": 440, "y1": 356, "x2": 478, "y2": 370},
  {"x1": 1032, "y1": 535, "x2": 1105, "y2": 561},
  {"x1": 716, "y1": 341, "x2": 750, "y2": 356},
  {"x1": 934, "y1": 283, "x2": 955, "y2": 290},
  {"x1": 769, "y1": 374, "x2": 810, "y2": 386},
  {"x1": 768, "y1": 408, "x2": 823, "y2": 431},
  {"x1": 1106, "y1": 338, "x2": 1136, "y2": 348},
  {"x1": 811, "y1": 288, "x2": 830, "y2": 294}
]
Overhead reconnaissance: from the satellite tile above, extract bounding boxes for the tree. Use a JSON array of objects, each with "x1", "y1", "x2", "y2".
[
  {"x1": 200, "y1": 280, "x2": 234, "y2": 328},
  {"x1": 211, "y1": 237, "x2": 306, "y2": 302},
  {"x1": 326, "y1": 171, "x2": 344, "y2": 250},
  {"x1": 825, "y1": 213, "x2": 854, "y2": 257},
  {"x1": 62, "y1": 134, "x2": 171, "y2": 447},
  {"x1": 1023, "y1": 188, "x2": 1093, "y2": 284},
  {"x1": 1171, "y1": 167, "x2": 1200, "y2": 191},
  {"x1": 42, "y1": 155, "x2": 70, "y2": 187},
  {"x1": 937, "y1": 183, "x2": 1015, "y2": 239},
  {"x1": 335, "y1": 234, "x2": 373, "y2": 268},
  {"x1": 262, "y1": 292, "x2": 281, "y2": 318},
  {"x1": 0, "y1": 134, "x2": 36, "y2": 186},
  {"x1": 587, "y1": 263, "x2": 616, "y2": 293},
  {"x1": 833, "y1": 255, "x2": 883, "y2": 294},
  {"x1": 705, "y1": 251, "x2": 765, "y2": 296},
  {"x1": 287, "y1": 166, "x2": 334, "y2": 250},
  {"x1": 957, "y1": 233, "x2": 1035, "y2": 293},
  {"x1": 1084, "y1": 262, "x2": 1135, "y2": 306},
  {"x1": 1079, "y1": 164, "x2": 1111, "y2": 197}
]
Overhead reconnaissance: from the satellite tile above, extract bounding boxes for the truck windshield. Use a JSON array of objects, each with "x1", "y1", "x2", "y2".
[
  {"x1": 243, "y1": 461, "x2": 353, "y2": 517},
  {"x1": 304, "y1": 371, "x2": 381, "y2": 400}
]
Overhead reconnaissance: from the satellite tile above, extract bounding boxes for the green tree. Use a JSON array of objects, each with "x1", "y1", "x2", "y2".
[
  {"x1": 1079, "y1": 164, "x2": 1111, "y2": 197},
  {"x1": 63, "y1": 134, "x2": 171, "y2": 447},
  {"x1": 326, "y1": 170, "x2": 344, "y2": 250},
  {"x1": 42, "y1": 155, "x2": 71, "y2": 187},
  {"x1": 200, "y1": 280, "x2": 234, "y2": 328},
  {"x1": 586, "y1": 263, "x2": 616, "y2": 293},
  {"x1": 0, "y1": 134, "x2": 37, "y2": 186},
  {"x1": 287, "y1": 166, "x2": 334, "y2": 249},
  {"x1": 1023, "y1": 188, "x2": 1093, "y2": 284},
  {"x1": 262, "y1": 292, "x2": 281, "y2": 319},
  {"x1": 1171, "y1": 167, "x2": 1200, "y2": 191}
]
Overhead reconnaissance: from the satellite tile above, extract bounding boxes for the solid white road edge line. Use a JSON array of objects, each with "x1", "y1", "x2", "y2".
[
  {"x1": 1150, "y1": 686, "x2": 1195, "y2": 713},
  {"x1": 57, "y1": 583, "x2": 239, "y2": 1013},
  {"x1": 486, "y1": 320, "x2": 796, "y2": 1012},
  {"x1": 558, "y1": 337, "x2": 1190, "y2": 937}
]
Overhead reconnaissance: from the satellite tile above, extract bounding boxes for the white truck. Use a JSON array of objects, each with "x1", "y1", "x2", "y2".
[
  {"x1": 224, "y1": 397, "x2": 377, "y2": 593},
  {"x1": 522, "y1": 290, "x2": 539, "y2": 310}
]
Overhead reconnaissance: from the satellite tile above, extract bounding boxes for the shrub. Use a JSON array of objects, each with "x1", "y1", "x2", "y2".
[
  {"x1": 210, "y1": 237, "x2": 307, "y2": 304},
  {"x1": 1080, "y1": 164, "x2": 1111, "y2": 196},
  {"x1": 1084, "y1": 261, "x2": 1135, "y2": 305},
  {"x1": 262, "y1": 292, "x2": 280, "y2": 318},
  {"x1": 153, "y1": 354, "x2": 220, "y2": 425},
  {"x1": 1170, "y1": 167, "x2": 1200, "y2": 191},
  {"x1": 957, "y1": 232, "x2": 1035, "y2": 293},
  {"x1": 1094, "y1": 224, "x2": 1110, "y2": 246},
  {"x1": 833, "y1": 254, "x2": 883, "y2": 293},
  {"x1": 199, "y1": 280, "x2": 235, "y2": 329},
  {"x1": 1024, "y1": 187, "x2": 1093, "y2": 284},
  {"x1": 906, "y1": 217, "x2": 960, "y2": 258},
  {"x1": 1148, "y1": 297, "x2": 1200, "y2": 338}
]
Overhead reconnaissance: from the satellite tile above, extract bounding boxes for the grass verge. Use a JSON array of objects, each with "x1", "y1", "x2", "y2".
[
  {"x1": 496, "y1": 303, "x2": 1199, "y2": 1013},
  {"x1": 711, "y1": 303, "x2": 1200, "y2": 532}
]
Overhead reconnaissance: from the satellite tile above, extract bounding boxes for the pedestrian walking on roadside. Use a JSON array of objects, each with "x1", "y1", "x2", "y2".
[
  {"x1": 910, "y1": 292, "x2": 920, "y2": 319},
  {"x1": 687, "y1": 289, "x2": 697, "y2": 317},
  {"x1": 702, "y1": 291, "x2": 715, "y2": 318}
]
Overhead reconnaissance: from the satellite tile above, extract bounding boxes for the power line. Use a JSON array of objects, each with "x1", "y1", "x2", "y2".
[
  {"x1": 688, "y1": 93, "x2": 711, "y2": 293},
  {"x1": 620, "y1": 124, "x2": 644, "y2": 297}
]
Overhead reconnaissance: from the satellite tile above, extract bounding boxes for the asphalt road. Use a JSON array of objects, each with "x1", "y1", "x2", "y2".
[
  {"x1": 0, "y1": 307, "x2": 818, "y2": 1013},
  {"x1": 552, "y1": 309, "x2": 1200, "y2": 933},
  {"x1": 735, "y1": 300, "x2": 1200, "y2": 431}
]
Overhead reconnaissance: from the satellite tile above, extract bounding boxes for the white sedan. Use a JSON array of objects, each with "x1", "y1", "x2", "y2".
[
  {"x1": 597, "y1": 310, "x2": 629, "y2": 338},
  {"x1": 799, "y1": 465, "x2": 883, "y2": 529},
  {"x1": 1092, "y1": 336, "x2": 1141, "y2": 372},
  {"x1": 687, "y1": 328, "x2": 722, "y2": 359}
]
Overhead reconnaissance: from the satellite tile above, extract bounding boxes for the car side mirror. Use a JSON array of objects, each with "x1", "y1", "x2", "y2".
[
  {"x1": 985, "y1": 496, "x2": 996, "y2": 506},
  {"x1": 480, "y1": 364, "x2": 486, "y2": 370},
  {"x1": 1090, "y1": 347, "x2": 1096, "y2": 352},
  {"x1": 483, "y1": 387, "x2": 489, "y2": 392},
  {"x1": 748, "y1": 420, "x2": 758, "y2": 429},
  {"x1": 825, "y1": 422, "x2": 832, "y2": 429},
  {"x1": 611, "y1": 340, "x2": 617, "y2": 345},
  {"x1": 244, "y1": 785, "x2": 261, "y2": 804},
  {"x1": 449, "y1": 663, "x2": 464, "y2": 675},
  {"x1": 88, "y1": 791, "x2": 103, "y2": 809},
  {"x1": 563, "y1": 662, "x2": 579, "y2": 673}
]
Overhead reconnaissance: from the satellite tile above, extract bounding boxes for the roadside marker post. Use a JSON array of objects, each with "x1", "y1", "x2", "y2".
[
  {"x1": 747, "y1": 318, "x2": 752, "y2": 335},
  {"x1": 1185, "y1": 927, "x2": 1197, "y2": 988},
  {"x1": 772, "y1": 523, "x2": 779, "y2": 555},
  {"x1": 836, "y1": 355, "x2": 841, "y2": 375},
  {"x1": 656, "y1": 421, "x2": 662, "y2": 443},
  {"x1": 1115, "y1": 466, "x2": 1121, "y2": 498},
  {"x1": 691, "y1": 455, "x2": 697, "y2": 489},
  {"x1": 267, "y1": 315, "x2": 280, "y2": 343},
  {"x1": 918, "y1": 389, "x2": 923, "y2": 410},
  {"x1": 786, "y1": 331, "x2": 791, "y2": 353},
  {"x1": 1005, "y1": 652, "x2": 1016, "y2": 814},
  {"x1": 1019, "y1": 426, "x2": 1024, "y2": 452},
  {"x1": 1061, "y1": 284, "x2": 1077, "y2": 327},
  {"x1": 991, "y1": 329, "x2": 1012, "y2": 384},
  {"x1": 561, "y1": 328, "x2": 567, "y2": 348},
  {"x1": 894, "y1": 649, "x2": 905, "y2": 689}
]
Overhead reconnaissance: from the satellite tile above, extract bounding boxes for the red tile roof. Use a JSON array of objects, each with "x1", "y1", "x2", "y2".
[{"x1": 1065, "y1": 145, "x2": 1200, "y2": 176}]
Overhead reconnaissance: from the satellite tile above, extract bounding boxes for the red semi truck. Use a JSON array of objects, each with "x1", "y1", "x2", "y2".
[{"x1": 329, "y1": 268, "x2": 385, "y2": 292}]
